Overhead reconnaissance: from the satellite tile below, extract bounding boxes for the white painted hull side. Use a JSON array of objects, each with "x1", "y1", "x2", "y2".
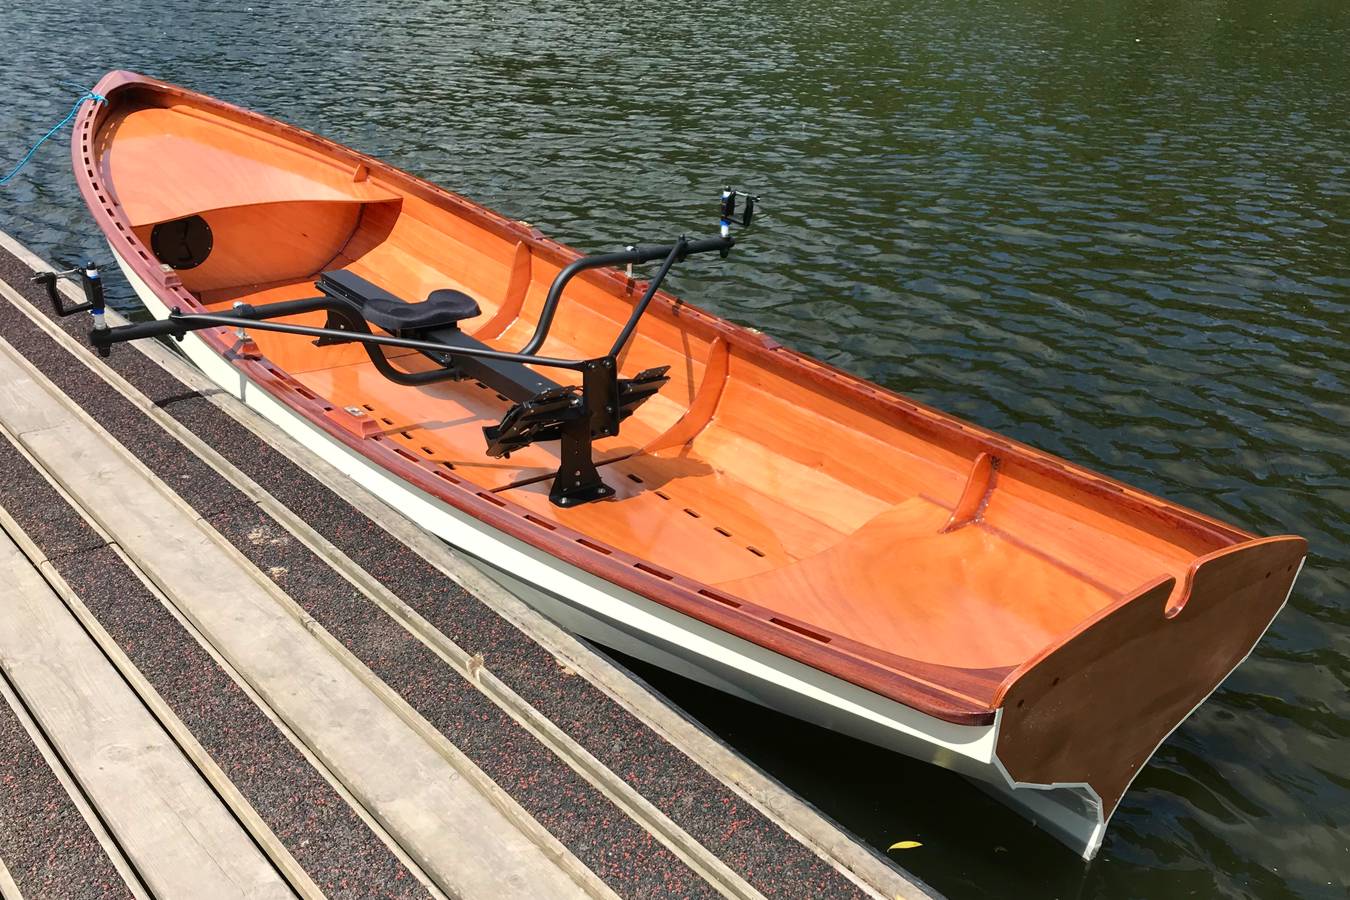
[{"x1": 113, "y1": 247, "x2": 1107, "y2": 858}]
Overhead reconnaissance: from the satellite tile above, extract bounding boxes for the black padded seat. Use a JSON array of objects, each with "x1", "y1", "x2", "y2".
[
  {"x1": 314, "y1": 268, "x2": 557, "y2": 402},
  {"x1": 363, "y1": 289, "x2": 480, "y2": 333},
  {"x1": 316, "y1": 269, "x2": 480, "y2": 333}
]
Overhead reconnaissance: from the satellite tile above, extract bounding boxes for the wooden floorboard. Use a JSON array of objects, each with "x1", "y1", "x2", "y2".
[
  {"x1": 0, "y1": 669, "x2": 146, "y2": 900},
  {"x1": 0, "y1": 527, "x2": 291, "y2": 899},
  {"x1": 0, "y1": 429, "x2": 433, "y2": 899},
  {"x1": 0, "y1": 344, "x2": 593, "y2": 900}
]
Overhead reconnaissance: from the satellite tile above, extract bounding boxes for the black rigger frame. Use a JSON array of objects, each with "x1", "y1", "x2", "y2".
[{"x1": 41, "y1": 197, "x2": 756, "y2": 507}]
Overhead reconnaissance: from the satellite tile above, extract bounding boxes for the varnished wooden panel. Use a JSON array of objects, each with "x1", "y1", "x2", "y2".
[
  {"x1": 101, "y1": 103, "x2": 398, "y2": 226},
  {"x1": 716, "y1": 497, "x2": 1116, "y2": 668},
  {"x1": 995, "y1": 536, "x2": 1306, "y2": 815},
  {"x1": 134, "y1": 199, "x2": 375, "y2": 293},
  {"x1": 89, "y1": 77, "x2": 1226, "y2": 669},
  {"x1": 75, "y1": 71, "x2": 1302, "y2": 738}
]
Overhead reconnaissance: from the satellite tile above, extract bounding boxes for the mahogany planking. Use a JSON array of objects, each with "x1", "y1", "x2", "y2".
[{"x1": 72, "y1": 69, "x2": 1303, "y2": 761}]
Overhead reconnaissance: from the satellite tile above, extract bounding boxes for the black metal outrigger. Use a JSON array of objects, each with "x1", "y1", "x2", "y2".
[{"x1": 45, "y1": 189, "x2": 759, "y2": 507}]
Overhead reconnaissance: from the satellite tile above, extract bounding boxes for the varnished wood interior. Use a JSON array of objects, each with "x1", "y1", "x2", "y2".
[{"x1": 91, "y1": 80, "x2": 1262, "y2": 686}]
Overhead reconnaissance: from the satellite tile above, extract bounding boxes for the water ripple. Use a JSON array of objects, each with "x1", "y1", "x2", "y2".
[{"x1": 1, "y1": 2, "x2": 1346, "y2": 897}]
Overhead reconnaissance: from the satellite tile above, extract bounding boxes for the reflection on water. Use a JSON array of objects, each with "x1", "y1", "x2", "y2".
[{"x1": 1, "y1": 1, "x2": 1345, "y2": 896}]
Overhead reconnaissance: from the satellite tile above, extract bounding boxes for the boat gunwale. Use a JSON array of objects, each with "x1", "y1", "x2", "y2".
[{"x1": 74, "y1": 69, "x2": 1261, "y2": 726}]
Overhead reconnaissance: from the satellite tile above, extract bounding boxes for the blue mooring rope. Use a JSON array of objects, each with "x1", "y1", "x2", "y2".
[{"x1": 0, "y1": 87, "x2": 106, "y2": 187}]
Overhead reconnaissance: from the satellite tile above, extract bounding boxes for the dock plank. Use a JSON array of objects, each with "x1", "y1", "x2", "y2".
[
  {"x1": 0, "y1": 348, "x2": 593, "y2": 900},
  {"x1": 0, "y1": 431, "x2": 432, "y2": 898},
  {"x1": 0, "y1": 528, "x2": 291, "y2": 899},
  {"x1": 0, "y1": 365, "x2": 66, "y2": 437},
  {"x1": 0, "y1": 674, "x2": 139, "y2": 900}
]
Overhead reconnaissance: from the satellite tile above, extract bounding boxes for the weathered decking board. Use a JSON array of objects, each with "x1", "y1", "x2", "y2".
[
  {"x1": 0, "y1": 340, "x2": 598, "y2": 900},
  {"x1": 0, "y1": 526, "x2": 291, "y2": 899},
  {"x1": 0, "y1": 657, "x2": 139, "y2": 900},
  {"x1": 0, "y1": 421, "x2": 432, "y2": 899},
  {"x1": 0, "y1": 229, "x2": 937, "y2": 900}
]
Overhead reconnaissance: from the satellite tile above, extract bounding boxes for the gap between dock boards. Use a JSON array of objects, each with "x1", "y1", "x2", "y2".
[{"x1": 0, "y1": 229, "x2": 938, "y2": 900}]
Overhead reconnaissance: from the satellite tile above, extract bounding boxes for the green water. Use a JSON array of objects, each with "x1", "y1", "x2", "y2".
[{"x1": 1, "y1": 2, "x2": 1345, "y2": 896}]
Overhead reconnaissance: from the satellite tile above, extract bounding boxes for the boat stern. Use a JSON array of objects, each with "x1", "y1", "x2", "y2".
[{"x1": 990, "y1": 535, "x2": 1306, "y2": 857}]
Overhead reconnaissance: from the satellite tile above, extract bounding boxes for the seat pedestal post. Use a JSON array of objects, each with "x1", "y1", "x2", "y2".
[{"x1": 550, "y1": 416, "x2": 615, "y2": 507}]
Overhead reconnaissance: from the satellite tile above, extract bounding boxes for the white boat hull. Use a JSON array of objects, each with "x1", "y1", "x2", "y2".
[{"x1": 113, "y1": 247, "x2": 1108, "y2": 858}]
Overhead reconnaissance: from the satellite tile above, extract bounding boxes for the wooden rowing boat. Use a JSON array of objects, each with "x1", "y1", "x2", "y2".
[{"x1": 68, "y1": 70, "x2": 1306, "y2": 858}]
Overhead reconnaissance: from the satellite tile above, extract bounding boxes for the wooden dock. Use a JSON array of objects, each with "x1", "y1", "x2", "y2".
[{"x1": 0, "y1": 228, "x2": 936, "y2": 899}]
